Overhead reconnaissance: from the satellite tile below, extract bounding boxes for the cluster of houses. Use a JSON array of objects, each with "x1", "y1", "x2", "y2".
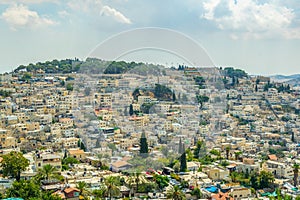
[{"x1": 0, "y1": 66, "x2": 299, "y2": 199}]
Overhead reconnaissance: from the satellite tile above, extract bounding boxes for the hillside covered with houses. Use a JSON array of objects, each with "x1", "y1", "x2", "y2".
[{"x1": 0, "y1": 59, "x2": 299, "y2": 199}]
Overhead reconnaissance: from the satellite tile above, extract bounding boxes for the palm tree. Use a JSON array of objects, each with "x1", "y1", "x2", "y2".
[
  {"x1": 92, "y1": 186, "x2": 106, "y2": 200},
  {"x1": 76, "y1": 181, "x2": 88, "y2": 196},
  {"x1": 133, "y1": 172, "x2": 144, "y2": 192},
  {"x1": 105, "y1": 176, "x2": 120, "y2": 200},
  {"x1": 167, "y1": 185, "x2": 186, "y2": 200},
  {"x1": 38, "y1": 164, "x2": 58, "y2": 181},
  {"x1": 294, "y1": 164, "x2": 299, "y2": 187},
  {"x1": 126, "y1": 171, "x2": 146, "y2": 194},
  {"x1": 230, "y1": 171, "x2": 238, "y2": 183}
]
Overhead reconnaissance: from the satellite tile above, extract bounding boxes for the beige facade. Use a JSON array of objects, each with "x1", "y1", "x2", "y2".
[
  {"x1": 0, "y1": 129, "x2": 16, "y2": 148},
  {"x1": 205, "y1": 167, "x2": 229, "y2": 181},
  {"x1": 264, "y1": 160, "x2": 293, "y2": 179},
  {"x1": 61, "y1": 137, "x2": 79, "y2": 149},
  {"x1": 95, "y1": 93, "x2": 112, "y2": 109},
  {"x1": 230, "y1": 188, "x2": 251, "y2": 199},
  {"x1": 68, "y1": 148, "x2": 86, "y2": 161},
  {"x1": 35, "y1": 153, "x2": 62, "y2": 171},
  {"x1": 26, "y1": 122, "x2": 40, "y2": 131}
]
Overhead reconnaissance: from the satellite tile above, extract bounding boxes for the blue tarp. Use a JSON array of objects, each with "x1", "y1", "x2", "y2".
[{"x1": 205, "y1": 186, "x2": 218, "y2": 193}]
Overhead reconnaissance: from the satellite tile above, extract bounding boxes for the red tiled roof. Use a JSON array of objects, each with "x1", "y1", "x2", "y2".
[
  {"x1": 211, "y1": 192, "x2": 234, "y2": 200},
  {"x1": 64, "y1": 187, "x2": 80, "y2": 193},
  {"x1": 268, "y1": 154, "x2": 277, "y2": 161},
  {"x1": 111, "y1": 160, "x2": 132, "y2": 168},
  {"x1": 69, "y1": 149, "x2": 85, "y2": 155}
]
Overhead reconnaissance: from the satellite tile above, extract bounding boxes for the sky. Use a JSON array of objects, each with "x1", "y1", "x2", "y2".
[{"x1": 0, "y1": 0, "x2": 300, "y2": 75}]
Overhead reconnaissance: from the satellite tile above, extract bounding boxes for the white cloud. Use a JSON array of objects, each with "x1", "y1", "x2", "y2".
[
  {"x1": 101, "y1": 5, "x2": 131, "y2": 24},
  {"x1": 1, "y1": 4, "x2": 56, "y2": 30},
  {"x1": 203, "y1": 0, "x2": 221, "y2": 20},
  {"x1": 68, "y1": 0, "x2": 132, "y2": 24},
  {"x1": 202, "y1": 0, "x2": 298, "y2": 39}
]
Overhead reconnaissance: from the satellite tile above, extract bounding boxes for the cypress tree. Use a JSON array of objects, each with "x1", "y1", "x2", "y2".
[
  {"x1": 292, "y1": 131, "x2": 295, "y2": 143},
  {"x1": 180, "y1": 145, "x2": 187, "y2": 172},
  {"x1": 129, "y1": 104, "x2": 134, "y2": 116},
  {"x1": 63, "y1": 149, "x2": 67, "y2": 159},
  {"x1": 79, "y1": 140, "x2": 86, "y2": 152},
  {"x1": 231, "y1": 76, "x2": 235, "y2": 86},
  {"x1": 140, "y1": 131, "x2": 148, "y2": 157},
  {"x1": 172, "y1": 91, "x2": 176, "y2": 102}
]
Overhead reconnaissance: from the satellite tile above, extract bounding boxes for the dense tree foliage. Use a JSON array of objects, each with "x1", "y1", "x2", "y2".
[
  {"x1": 154, "y1": 84, "x2": 173, "y2": 101},
  {"x1": 20, "y1": 72, "x2": 32, "y2": 81},
  {"x1": 153, "y1": 174, "x2": 169, "y2": 190},
  {"x1": 132, "y1": 84, "x2": 173, "y2": 102},
  {"x1": 14, "y1": 59, "x2": 80, "y2": 74},
  {"x1": 1, "y1": 151, "x2": 29, "y2": 181},
  {"x1": 104, "y1": 61, "x2": 140, "y2": 74},
  {"x1": 194, "y1": 76, "x2": 205, "y2": 89},
  {"x1": 223, "y1": 67, "x2": 248, "y2": 78},
  {"x1": 259, "y1": 170, "x2": 274, "y2": 188},
  {"x1": 6, "y1": 180, "x2": 41, "y2": 199},
  {"x1": 5, "y1": 180, "x2": 62, "y2": 200},
  {"x1": 264, "y1": 81, "x2": 291, "y2": 93},
  {"x1": 196, "y1": 95, "x2": 209, "y2": 109},
  {"x1": 62, "y1": 157, "x2": 80, "y2": 170}
]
